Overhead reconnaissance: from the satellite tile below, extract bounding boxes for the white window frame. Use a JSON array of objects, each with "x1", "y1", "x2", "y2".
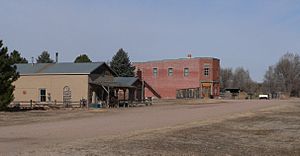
[
  {"x1": 204, "y1": 64, "x2": 210, "y2": 76},
  {"x1": 184, "y1": 68, "x2": 189, "y2": 77},
  {"x1": 39, "y1": 88, "x2": 47, "y2": 102},
  {"x1": 153, "y1": 67, "x2": 158, "y2": 77},
  {"x1": 168, "y1": 68, "x2": 173, "y2": 76}
]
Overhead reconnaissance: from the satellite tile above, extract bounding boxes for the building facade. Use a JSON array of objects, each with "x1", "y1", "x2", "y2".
[
  {"x1": 13, "y1": 62, "x2": 146, "y2": 107},
  {"x1": 134, "y1": 57, "x2": 220, "y2": 99}
]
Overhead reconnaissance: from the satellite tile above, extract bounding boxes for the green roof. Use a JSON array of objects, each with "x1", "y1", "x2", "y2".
[{"x1": 16, "y1": 62, "x2": 105, "y2": 75}]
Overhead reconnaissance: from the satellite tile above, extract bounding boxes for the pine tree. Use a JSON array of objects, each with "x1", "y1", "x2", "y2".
[
  {"x1": 74, "y1": 54, "x2": 92, "y2": 63},
  {"x1": 10, "y1": 50, "x2": 28, "y2": 64},
  {"x1": 36, "y1": 51, "x2": 54, "y2": 63},
  {"x1": 110, "y1": 48, "x2": 135, "y2": 77},
  {"x1": 0, "y1": 40, "x2": 19, "y2": 111}
]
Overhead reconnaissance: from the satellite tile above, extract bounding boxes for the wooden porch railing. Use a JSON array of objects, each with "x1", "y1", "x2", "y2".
[{"x1": 10, "y1": 100, "x2": 82, "y2": 109}]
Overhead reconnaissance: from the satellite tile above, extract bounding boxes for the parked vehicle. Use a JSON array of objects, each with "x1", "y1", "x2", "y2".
[{"x1": 259, "y1": 94, "x2": 269, "y2": 100}]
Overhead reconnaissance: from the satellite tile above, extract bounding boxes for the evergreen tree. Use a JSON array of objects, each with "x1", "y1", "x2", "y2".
[
  {"x1": 10, "y1": 50, "x2": 28, "y2": 64},
  {"x1": 36, "y1": 51, "x2": 54, "y2": 63},
  {"x1": 0, "y1": 40, "x2": 19, "y2": 111},
  {"x1": 74, "y1": 54, "x2": 92, "y2": 63},
  {"x1": 110, "y1": 48, "x2": 135, "y2": 77}
]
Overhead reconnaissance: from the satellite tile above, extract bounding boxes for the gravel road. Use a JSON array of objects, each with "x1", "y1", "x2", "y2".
[{"x1": 0, "y1": 100, "x2": 284, "y2": 155}]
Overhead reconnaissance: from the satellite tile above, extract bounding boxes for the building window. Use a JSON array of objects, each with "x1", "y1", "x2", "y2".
[
  {"x1": 204, "y1": 68, "x2": 209, "y2": 76},
  {"x1": 168, "y1": 68, "x2": 173, "y2": 76},
  {"x1": 153, "y1": 68, "x2": 158, "y2": 77},
  {"x1": 204, "y1": 65, "x2": 210, "y2": 76},
  {"x1": 40, "y1": 89, "x2": 46, "y2": 102},
  {"x1": 184, "y1": 68, "x2": 189, "y2": 77}
]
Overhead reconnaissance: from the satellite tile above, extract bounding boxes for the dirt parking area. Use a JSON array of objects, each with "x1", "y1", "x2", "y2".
[
  {"x1": 1, "y1": 99, "x2": 299, "y2": 155},
  {"x1": 0, "y1": 99, "x2": 223, "y2": 127},
  {"x1": 0, "y1": 99, "x2": 224, "y2": 126}
]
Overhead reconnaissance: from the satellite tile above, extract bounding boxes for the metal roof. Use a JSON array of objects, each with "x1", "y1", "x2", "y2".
[
  {"x1": 16, "y1": 62, "x2": 105, "y2": 75},
  {"x1": 114, "y1": 77, "x2": 139, "y2": 87},
  {"x1": 89, "y1": 77, "x2": 139, "y2": 88}
]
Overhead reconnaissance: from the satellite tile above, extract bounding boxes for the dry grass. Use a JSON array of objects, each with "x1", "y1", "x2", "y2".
[
  {"x1": 18, "y1": 100, "x2": 300, "y2": 156},
  {"x1": 0, "y1": 109, "x2": 107, "y2": 127}
]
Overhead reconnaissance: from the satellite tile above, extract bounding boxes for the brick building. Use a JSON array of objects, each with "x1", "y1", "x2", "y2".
[{"x1": 134, "y1": 57, "x2": 220, "y2": 99}]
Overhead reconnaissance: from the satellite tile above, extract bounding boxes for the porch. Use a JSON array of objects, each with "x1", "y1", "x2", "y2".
[{"x1": 89, "y1": 77, "x2": 148, "y2": 108}]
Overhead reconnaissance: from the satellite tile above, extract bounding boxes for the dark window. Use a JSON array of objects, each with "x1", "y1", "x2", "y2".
[
  {"x1": 153, "y1": 68, "x2": 158, "y2": 77},
  {"x1": 204, "y1": 67, "x2": 209, "y2": 76},
  {"x1": 40, "y1": 89, "x2": 46, "y2": 102},
  {"x1": 168, "y1": 68, "x2": 173, "y2": 76},
  {"x1": 184, "y1": 68, "x2": 189, "y2": 76}
]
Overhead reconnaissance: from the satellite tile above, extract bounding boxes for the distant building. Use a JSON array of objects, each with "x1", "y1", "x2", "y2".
[{"x1": 134, "y1": 56, "x2": 220, "y2": 99}]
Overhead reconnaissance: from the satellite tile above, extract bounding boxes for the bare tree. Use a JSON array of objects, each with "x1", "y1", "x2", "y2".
[
  {"x1": 220, "y1": 68, "x2": 233, "y2": 91},
  {"x1": 263, "y1": 66, "x2": 277, "y2": 93},
  {"x1": 232, "y1": 67, "x2": 254, "y2": 93},
  {"x1": 274, "y1": 53, "x2": 300, "y2": 96},
  {"x1": 220, "y1": 67, "x2": 256, "y2": 94}
]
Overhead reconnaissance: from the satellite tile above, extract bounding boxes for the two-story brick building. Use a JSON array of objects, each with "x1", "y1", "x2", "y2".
[{"x1": 134, "y1": 57, "x2": 220, "y2": 99}]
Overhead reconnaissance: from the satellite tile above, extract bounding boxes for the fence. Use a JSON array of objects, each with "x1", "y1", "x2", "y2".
[
  {"x1": 10, "y1": 100, "x2": 83, "y2": 109},
  {"x1": 10, "y1": 98, "x2": 151, "y2": 110},
  {"x1": 176, "y1": 88, "x2": 201, "y2": 99}
]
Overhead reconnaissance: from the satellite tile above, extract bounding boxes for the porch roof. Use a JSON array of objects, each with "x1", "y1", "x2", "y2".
[{"x1": 89, "y1": 77, "x2": 139, "y2": 88}]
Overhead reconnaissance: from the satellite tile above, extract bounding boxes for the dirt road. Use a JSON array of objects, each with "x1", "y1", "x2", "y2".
[{"x1": 0, "y1": 100, "x2": 287, "y2": 155}]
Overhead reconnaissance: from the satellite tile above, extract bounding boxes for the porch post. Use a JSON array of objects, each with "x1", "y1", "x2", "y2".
[
  {"x1": 116, "y1": 88, "x2": 119, "y2": 99},
  {"x1": 107, "y1": 86, "x2": 110, "y2": 106},
  {"x1": 123, "y1": 89, "x2": 126, "y2": 107},
  {"x1": 92, "y1": 91, "x2": 96, "y2": 103},
  {"x1": 210, "y1": 82, "x2": 213, "y2": 97},
  {"x1": 200, "y1": 82, "x2": 203, "y2": 98},
  {"x1": 134, "y1": 88, "x2": 137, "y2": 101},
  {"x1": 141, "y1": 80, "x2": 144, "y2": 102}
]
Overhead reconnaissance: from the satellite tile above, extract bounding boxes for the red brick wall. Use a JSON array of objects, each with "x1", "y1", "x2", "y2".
[
  {"x1": 212, "y1": 59, "x2": 220, "y2": 96},
  {"x1": 134, "y1": 57, "x2": 220, "y2": 99}
]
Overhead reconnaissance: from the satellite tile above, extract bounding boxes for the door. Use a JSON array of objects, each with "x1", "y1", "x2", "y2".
[{"x1": 63, "y1": 86, "x2": 72, "y2": 107}]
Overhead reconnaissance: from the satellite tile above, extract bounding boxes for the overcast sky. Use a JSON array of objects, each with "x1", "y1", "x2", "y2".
[{"x1": 1, "y1": 0, "x2": 300, "y2": 82}]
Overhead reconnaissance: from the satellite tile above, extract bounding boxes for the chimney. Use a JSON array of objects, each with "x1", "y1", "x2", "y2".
[
  {"x1": 31, "y1": 57, "x2": 34, "y2": 66},
  {"x1": 55, "y1": 52, "x2": 58, "y2": 63},
  {"x1": 136, "y1": 69, "x2": 143, "y2": 80}
]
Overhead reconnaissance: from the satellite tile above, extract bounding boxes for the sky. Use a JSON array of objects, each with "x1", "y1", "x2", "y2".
[{"x1": 1, "y1": 0, "x2": 300, "y2": 82}]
